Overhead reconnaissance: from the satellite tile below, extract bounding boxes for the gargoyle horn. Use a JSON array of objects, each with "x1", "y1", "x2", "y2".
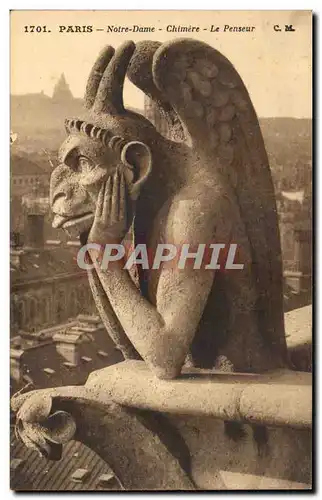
[
  {"x1": 84, "y1": 45, "x2": 115, "y2": 109},
  {"x1": 85, "y1": 41, "x2": 136, "y2": 115}
]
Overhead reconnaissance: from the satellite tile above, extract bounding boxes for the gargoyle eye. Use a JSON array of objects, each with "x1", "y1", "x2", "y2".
[{"x1": 77, "y1": 156, "x2": 95, "y2": 174}]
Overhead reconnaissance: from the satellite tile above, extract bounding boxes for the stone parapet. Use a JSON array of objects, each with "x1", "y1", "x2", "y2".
[{"x1": 87, "y1": 361, "x2": 312, "y2": 429}]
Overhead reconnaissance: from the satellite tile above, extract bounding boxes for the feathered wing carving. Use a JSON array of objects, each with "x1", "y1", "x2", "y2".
[{"x1": 129, "y1": 38, "x2": 287, "y2": 362}]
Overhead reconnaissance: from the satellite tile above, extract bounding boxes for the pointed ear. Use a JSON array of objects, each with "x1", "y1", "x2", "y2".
[{"x1": 121, "y1": 141, "x2": 152, "y2": 200}]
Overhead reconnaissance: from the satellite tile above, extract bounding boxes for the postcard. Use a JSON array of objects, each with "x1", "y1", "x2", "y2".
[{"x1": 10, "y1": 10, "x2": 312, "y2": 491}]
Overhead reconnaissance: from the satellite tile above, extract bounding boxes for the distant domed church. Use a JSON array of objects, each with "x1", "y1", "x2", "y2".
[{"x1": 52, "y1": 73, "x2": 74, "y2": 102}]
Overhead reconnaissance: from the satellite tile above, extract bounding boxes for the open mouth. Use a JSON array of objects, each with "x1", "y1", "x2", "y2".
[{"x1": 52, "y1": 213, "x2": 94, "y2": 238}]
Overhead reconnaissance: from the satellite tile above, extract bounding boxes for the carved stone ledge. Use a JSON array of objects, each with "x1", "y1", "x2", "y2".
[
  {"x1": 11, "y1": 362, "x2": 312, "y2": 490},
  {"x1": 285, "y1": 305, "x2": 312, "y2": 371},
  {"x1": 87, "y1": 360, "x2": 312, "y2": 429},
  {"x1": 11, "y1": 385, "x2": 195, "y2": 490}
]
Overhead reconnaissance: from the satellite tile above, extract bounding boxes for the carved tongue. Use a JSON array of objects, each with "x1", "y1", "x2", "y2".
[
  {"x1": 52, "y1": 213, "x2": 94, "y2": 231},
  {"x1": 52, "y1": 214, "x2": 67, "y2": 229}
]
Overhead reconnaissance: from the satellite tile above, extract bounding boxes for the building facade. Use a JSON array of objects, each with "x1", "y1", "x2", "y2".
[
  {"x1": 10, "y1": 315, "x2": 123, "y2": 491},
  {"x1": 11, "y1": 154, "x2": 49, "y2": 197},
  {"x1": 10, "y1": 182, "x2": 95, "y2": 336}
]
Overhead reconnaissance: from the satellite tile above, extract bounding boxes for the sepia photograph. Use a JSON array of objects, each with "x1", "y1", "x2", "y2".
[{"x1": 9, "y1": 10, "x2": 312, "y2": 491}]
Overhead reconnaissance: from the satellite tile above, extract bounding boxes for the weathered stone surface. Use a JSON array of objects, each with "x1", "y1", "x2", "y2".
[
  {"x1": 218, "y1": 122, "x2": 232, "y2": 143},
  {"x1": 285, "y1": 305, "x2": 312, "y2": 371},
  {"x1": 218, "y1": 104, "x2": 236, "y2": 122},
  {"x1": 171, "y1": 415, "x2": 311, "y2": 489},
  {"x1": 12, "y1": 386, "x2": 195, "y2": 490},
  {"x1": 213, "y1": 89, "x2": 230, "y2": 107},
  {"x1": 195, "y1": 59, "x2": 219, "y2": 79},
  {"x1": 86, "y1": 360, "x2": 312, "y2": 429},
  {"x1": 206, "y1": 107, "x2": 218, "y2": 126},
  {"x1": 285, "y1": 305, "x2": 312, "y2": 348}
]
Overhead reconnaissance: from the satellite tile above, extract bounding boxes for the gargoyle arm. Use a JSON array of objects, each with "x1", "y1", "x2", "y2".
[{"x1": 90, "y1": 195, "x2": 230, "y2": 379}]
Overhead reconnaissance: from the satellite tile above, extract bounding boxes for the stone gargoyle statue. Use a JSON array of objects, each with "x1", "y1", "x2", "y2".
[{"x1": 12, "y1": 39, "x2": 290, "y2": 490}]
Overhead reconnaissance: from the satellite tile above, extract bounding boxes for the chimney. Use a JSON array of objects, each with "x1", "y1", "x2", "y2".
[
  {"x1": 10, "y1": 249, "x2": 24, "y2": 269},
  {"x1": 10, "y1": 348, "x2": 24, "y2": 384},
  {"x1": 54, "y1": 329, "x2": 90, "y2": 366},
  {"x1": 10, "y1": 231, "x2": 22, "y2": 248},
  {"x1": 293, "y1": 223, "x2": 312, "y2": 292},
  {"x1": 22, "y1": 183, "x2": 49, "y2": 249},
  {"x1": 24, "y1": 213, "x2": 45, "y2": 248}
]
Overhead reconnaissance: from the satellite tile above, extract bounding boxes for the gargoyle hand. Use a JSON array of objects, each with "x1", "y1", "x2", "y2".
[{"x1": 88, "y1": 167, "x2": 130, "y2": 246}]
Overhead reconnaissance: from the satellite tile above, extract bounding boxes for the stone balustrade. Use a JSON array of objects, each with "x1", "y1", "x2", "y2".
[
  {"x1": 87, "y1": 360, "x2": 311, "y2": 429},
  {"x1": 12, "y1": 360, "x2": 312, "y2": 490}
]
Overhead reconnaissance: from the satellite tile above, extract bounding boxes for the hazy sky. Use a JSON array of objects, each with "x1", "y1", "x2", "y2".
[{"x1": 11, "y1": 10, "x2": 312, "y2": 118}]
